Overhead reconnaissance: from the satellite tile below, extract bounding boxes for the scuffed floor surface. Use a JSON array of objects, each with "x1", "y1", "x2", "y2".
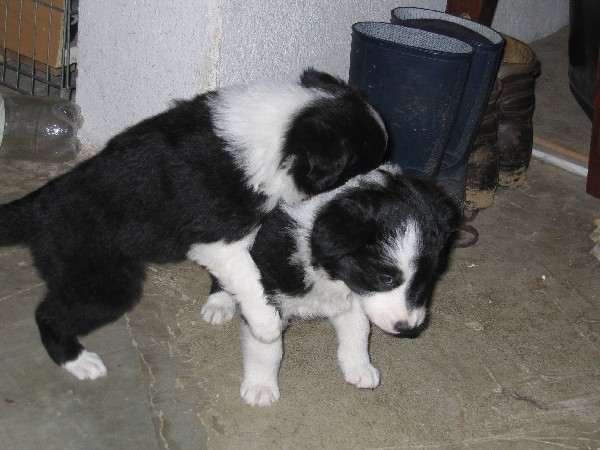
[{"x1": 1, "y1": 156, "x2": 599, "y2": 449}]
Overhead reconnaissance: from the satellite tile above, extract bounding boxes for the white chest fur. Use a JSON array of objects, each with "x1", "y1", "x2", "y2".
[{"x1": 276, "y1": 275, "x2": 353, "y2": 321}]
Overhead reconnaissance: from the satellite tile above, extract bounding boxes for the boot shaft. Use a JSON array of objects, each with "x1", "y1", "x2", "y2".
[
  {"x1": 348, "y1": 10, "x2": 506, "y2": 207},
  {"x1": 389, "y1": 7, "x2": 504, "y2": 207},
  {"x1": 349, "y1": 22, "x2": 473, "y2": 178}
]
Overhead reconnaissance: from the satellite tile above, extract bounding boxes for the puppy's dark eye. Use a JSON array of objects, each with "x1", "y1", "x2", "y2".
[{"x1": 378, "y1": 274, "x2": 394, "y2": 286}]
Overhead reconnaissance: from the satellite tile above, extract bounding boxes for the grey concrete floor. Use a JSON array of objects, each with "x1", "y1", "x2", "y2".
[
  {"x1": 1, "y1": 156, "x2": 599, "y2": 449},
  {"x1": 531, "y1": 26, "x2": 592, "y2": 160},
  {"x1": 2, "y1": 27, "x2": 600, "y2": 450}
]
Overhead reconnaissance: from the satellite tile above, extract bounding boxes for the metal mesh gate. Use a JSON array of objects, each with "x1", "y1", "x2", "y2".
[{"x1": 0, "y1": 0, "x2": 75, "y2": 99}]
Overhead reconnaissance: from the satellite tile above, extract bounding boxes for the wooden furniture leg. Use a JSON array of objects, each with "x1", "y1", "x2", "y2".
[
  {"x1": 586, "y1": 51, "x2": 600, "y2": 198},
  {"x1": 445, "y1": 0, "x2": 498, "y2": 26}
]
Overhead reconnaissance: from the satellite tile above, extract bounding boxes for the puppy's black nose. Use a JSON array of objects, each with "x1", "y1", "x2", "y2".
[{"x1": 394, "y1": 321, "x2": 421, "y2": 338}]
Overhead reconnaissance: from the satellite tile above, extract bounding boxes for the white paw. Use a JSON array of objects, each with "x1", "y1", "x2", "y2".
[
  {"x1": 240, "y1": 381, "x2": 280, "y2": 407},
  {"x1": 244, "y1": 308, "x2": 282, "y2": 344},
  {"x1": 201, "y1": 291, "x2": 236, "y2": 325},
  {"x1": 62, "y1": 350, "x2": 107, "y2": 380},
  {"x1": 342, "y1": 363, "x2": 380, "y2": 389}
]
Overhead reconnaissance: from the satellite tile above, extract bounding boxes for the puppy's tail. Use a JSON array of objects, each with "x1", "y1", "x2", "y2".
[{"x1": 0, "y1": 196, "x2": 35, "y2": 246}]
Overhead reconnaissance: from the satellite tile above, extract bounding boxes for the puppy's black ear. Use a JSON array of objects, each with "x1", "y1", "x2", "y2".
[
  {"x1": 409, "y1": 178, "x2": 461, "y2": 233},
  {"x1": 300, "y1": 68, "x2": 347, "y2": 93},
  {"x1": 286, "y1": 112, "x2": 356, "y2": 195},
  {"x1": 311, "y1": 193, "x2": 377, "y2": 263},
  {"x1": 303, "y1": 139, "x2": 354, "y2": 193}
]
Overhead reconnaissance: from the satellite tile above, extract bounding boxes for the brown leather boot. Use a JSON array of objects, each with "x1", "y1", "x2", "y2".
[
  {"x1": 495, "y1": 34, "x2": 539, "y2": 187},
  {"x1": 465, "y1": 80, "x2": 501, "y2": 210}
]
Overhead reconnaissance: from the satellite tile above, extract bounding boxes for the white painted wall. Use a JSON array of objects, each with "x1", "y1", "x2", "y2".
[
  {"x1": 76, "y1": 0, "x2": 224, "y2": 150},
  {"x1": 76, "y1": 0, "x2": 568, "y2": 153},
  {"x1": 492, "y1": 0, "x2": 569, "y2": 43},
  {"x1": 214, "y1": 0, "x2": 445, "y2": 86}
]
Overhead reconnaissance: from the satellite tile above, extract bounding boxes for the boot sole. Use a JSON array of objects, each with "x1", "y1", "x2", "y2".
[
  {"x1": 498, "y1": 167, "x2": 527, "y2": 187},
  {"x1": 465, "y1": 187, "x2": 496, "y2": 210}
]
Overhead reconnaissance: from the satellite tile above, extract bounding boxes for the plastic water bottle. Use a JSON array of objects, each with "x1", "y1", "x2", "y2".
[{"x1": 0, "y1": 93, "x2": 82, "y2": 163}]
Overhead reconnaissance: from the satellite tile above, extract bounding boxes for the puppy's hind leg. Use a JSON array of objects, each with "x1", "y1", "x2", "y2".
[
  {"x1": 330, "y1": 297, "x2": 380, "y2": 388},
  {"x1": 240, "y1": 320, "x2": 283, "y2": 407},
  {"x1": 36, "y1": 295, "x2": 113, "y2": 380},
  {"x1": 201, "y1": 275, "x2": 236, "y2": 325},
  {"x1": 35, "y1": 259, "x2": 145, "y2": 380}
]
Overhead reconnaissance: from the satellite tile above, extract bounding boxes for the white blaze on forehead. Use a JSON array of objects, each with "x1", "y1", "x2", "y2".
[
  {"x1": 387, "y1": 220, "x2": 421, "y2": 276},
  {"x1": 361, "y1": 220, "x2": 425, "y2": 334}
]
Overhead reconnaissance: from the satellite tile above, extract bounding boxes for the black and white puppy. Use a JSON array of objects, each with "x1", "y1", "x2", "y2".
[
  {"x1": 208, "y1": 164, "x2": 459, "y2": 406},
  {"x1": 0, "y1": 69, "x2": 387, "y2": 380}
]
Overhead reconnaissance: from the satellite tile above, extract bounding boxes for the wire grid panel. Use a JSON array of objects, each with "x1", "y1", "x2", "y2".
[{"x1": 0, "y1": 0, "x2": 73, "y2": 98}]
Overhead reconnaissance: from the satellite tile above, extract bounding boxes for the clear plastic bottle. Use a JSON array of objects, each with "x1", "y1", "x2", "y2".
[{"x1": 0, "y1": 93, "x2": 83, "y2": 163}]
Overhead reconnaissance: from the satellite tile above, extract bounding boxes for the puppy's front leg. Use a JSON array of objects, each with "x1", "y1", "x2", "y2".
[
  {"x1": 240, "y1": 320, "x2": 283, "y2": 406},
  {"x1": 330, "y1": 296, "x2": 380, "y2": 388},
  {"x1": 187, "y1": 238, "x2": 281, "y2": 343}
]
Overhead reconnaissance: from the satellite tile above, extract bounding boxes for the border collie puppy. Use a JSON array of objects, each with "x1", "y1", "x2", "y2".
[
  {"x1": 208, "y1": 164, "x2": 459, "y2": 406},
  {"x1": 0, "y1": 69, "x2": 387, "y2": 380}
]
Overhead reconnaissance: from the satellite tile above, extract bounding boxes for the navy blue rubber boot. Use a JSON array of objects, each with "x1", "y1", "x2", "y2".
[
  {"x1": 349, "y1": 22, "x2": 473, "y2": 179},
  {"x1": 391, "y1": 7, "x2": 504, "y2": 206}
]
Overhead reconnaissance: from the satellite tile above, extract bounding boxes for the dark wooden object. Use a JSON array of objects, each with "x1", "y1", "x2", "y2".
[
  {"x1": 445, "y1": 0, "x2": 498, "y2": 26},
  {"x1": 586, "y1": 52, "x2": 600, "y2": 198}
]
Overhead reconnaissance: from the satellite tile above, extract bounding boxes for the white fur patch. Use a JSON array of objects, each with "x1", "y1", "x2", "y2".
[
  {"x1": 340, "y1": 361, "x2": 380, "y2": 388},
  {"x1": 201, "y1": 290, "x2": 236, "y2": 325},
  {"x1": 361, "y1": 220, "x2": 426, "y2": 333},
  {"x1": 277, "y1": 269, "x2": 352, "y2": 320},
  {"x1": 330, "y1": 297, "x2": 380, "y2": 388},
  {"x1": 187, "y1": 235, "x2": 281, "y2": 343},
  {"x1": 240, "y1": 382, "x2": 280, "y2": 407},
  {"x1": 62, "y1": 350, "x2": 107, "y2": 380},
  {"x1": 240, "y1": 322, "x2": 282, "y2": 406},
  {"x1": 387, "y1": 220, "x2": 421, "y2": 279},
  {"x1": 209, "y1": 83, "x2": 329, "y2": 209}
]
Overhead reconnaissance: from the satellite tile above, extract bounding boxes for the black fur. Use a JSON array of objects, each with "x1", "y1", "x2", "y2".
[
  {"x1": 250, "y1": 208, "x2": 307, "y2": 298},
  {"x1": 286, "y1": 76, "x2": 386, "y2": 195}
]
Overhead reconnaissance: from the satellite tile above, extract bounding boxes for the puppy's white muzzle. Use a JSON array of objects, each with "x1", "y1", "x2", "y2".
[{"x1": 360, "y1": 289, "x2": 427, "y2": 335}]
